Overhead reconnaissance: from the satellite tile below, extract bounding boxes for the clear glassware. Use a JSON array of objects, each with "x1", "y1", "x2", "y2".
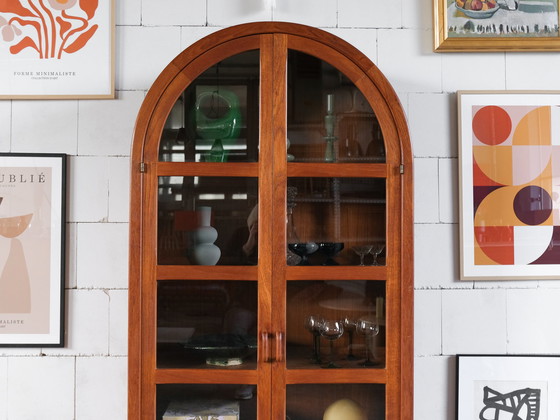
[
  {"x1": 356, "y1": 318, "x2": 380, "y2": 367},
  {"x1": 342, "y1": 317, "x2": 358, "y2": 360},
  {"x1": 304, "y1": 315, "x2": 324, "y2": 364},
  {"x1": 370, "y1": 242, "x2": 385, "y2": 266},
  {"x1": 352, "y1": 245, "x2": 373, "y2": 266},
  {"x1": 319, "y1": 319, "x2": 345, "y2": 368}
]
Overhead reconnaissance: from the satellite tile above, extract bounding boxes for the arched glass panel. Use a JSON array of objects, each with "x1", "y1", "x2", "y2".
[
  {"x1": 286, "y1": 50, "x2": 385, "y2": 163},
  {"x1": 159, "y1": 50, "x2": 260, "y2": 163}
]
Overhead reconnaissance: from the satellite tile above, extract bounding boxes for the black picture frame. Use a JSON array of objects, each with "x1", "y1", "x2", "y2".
[{"x1": 0, "y1": 153, "x2": 66, "y2": 347}]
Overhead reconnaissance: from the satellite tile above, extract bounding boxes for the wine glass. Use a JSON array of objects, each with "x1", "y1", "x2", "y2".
[
  {"x1": 352, "y1": 245, "x2": 373, "y2": 266},
  {"x1": 369, "y1": 242, "x2": 385, "y2": 266},
  {"x1": 357, "y1": 318, "x2": 380, "y2": 367},
  {"x1": 304, "y1": 315, "x2": 324, "y2": 364},
  {"x1": 342, "y1": 317, "x2": 358, "y2": 360},
  {"x1": 319, "y1": 319, "x2": 345, "y2": 368}
]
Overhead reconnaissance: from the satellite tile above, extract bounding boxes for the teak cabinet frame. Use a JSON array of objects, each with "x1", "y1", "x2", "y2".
[{"x1": 129, "y1": 22, "x2": 413, "y2": 420}]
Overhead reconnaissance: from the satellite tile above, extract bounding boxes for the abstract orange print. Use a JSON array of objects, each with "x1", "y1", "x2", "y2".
[{"x1": 0, "y1": 0, "x2": 99, "y2": 59}]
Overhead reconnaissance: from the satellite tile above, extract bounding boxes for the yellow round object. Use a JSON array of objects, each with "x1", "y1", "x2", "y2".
[{"x1": 323, "y1": 399, "x2": 367, "y2": 420}]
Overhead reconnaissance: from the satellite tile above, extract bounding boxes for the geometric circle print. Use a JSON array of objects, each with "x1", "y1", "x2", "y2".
[
  {"x1": 513, "y1": 225, "x2": 553, "y2": 265},
  {"x1": 473, "y1": 106, "x2": 512, "y2": 146},
  {"x1": 513, "y1": 185, "x2": 553, "y2": 226},
  {"x1": 473, "y1": 146, "x2": 513, "y2": 186}
]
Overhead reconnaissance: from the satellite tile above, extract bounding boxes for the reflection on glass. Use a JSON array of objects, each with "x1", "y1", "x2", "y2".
[
  {"x1": 287, "y1": 50, "x2": 385, "y2": 163},
  {"x1": 158, "y1": 176, "x2": 258, "y2": 265},
  {"x1": 286, "y1": 384, "x2": 385, "y2": 420},
  {"x1": 159, "y1": 50, "x2": 260, "y2": 163},
  {"x1": 286, "y1": 280, "x2": 385, "y2": 369},
  {"x1": 157, "y1": 280, "x2": 258, "y2": 369},
  {"x1": 286, "y1": 178, "x2": 386, "y2": 266},
  {"x1": 157, "y1": 384, "x2": 257, "y2": 420}
]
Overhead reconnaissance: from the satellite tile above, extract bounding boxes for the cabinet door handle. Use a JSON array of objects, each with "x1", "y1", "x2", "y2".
[
  {"x1": 261, "y1": 332, "x2": 272, "y2": 363},
  {"x1": 275, "y1": 331, "x2": 285, "y2": 363}
]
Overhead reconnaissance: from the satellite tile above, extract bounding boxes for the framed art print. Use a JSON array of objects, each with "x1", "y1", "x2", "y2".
[
  {"x1": 458, "y1": 91, "x2": 560, "y2": 280},
  {"x1": 434, "y1": 0, "x2": 560, "y2": 51},
  {"x1": 456, "y1": 355, "x2": 560, "y2": 420},
  {"x1": 0, "y1": 0, "x2": 114, "y2": 99},
  {"x1": 0, "y1": 153, "x2": 66, "y2": 346}
]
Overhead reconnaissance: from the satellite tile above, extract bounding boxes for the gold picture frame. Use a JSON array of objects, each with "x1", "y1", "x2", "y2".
[{"x1": 434, "y1": 0, "x2": 560, "y2": 51}]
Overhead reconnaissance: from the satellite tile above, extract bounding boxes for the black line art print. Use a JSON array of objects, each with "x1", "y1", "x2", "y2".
[{"x1": 479, "y1": 386, "x2": 541, "y2": 420}]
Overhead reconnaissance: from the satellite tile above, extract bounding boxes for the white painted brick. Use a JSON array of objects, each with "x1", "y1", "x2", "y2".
[
  {"x1": 415, "y1": 290, "x2": 442, "y2": 356},
  {"x1": 442, "y1": 289, "x2": 507, "y2": 355},
  {"x1": 438, "y1": 158, "x2": 458, "y2": 224},
  {"x1": 76, "y1": 223, "x2": 128, "y2": 289},
  {"x1": 339, "y1": 0, "x2": 402, "y2": 29},
  {"x1": 108, "y1": 157, "x2": 131, "y2": 223},
  {"x1": 402, "y1": 0, "x2": 432, "y2": 30},
  {"x1": 7, "y1": 357, "x2": 75, "y2": 420},
  {"x1": 208, "y1": 0, "x2": 272, "y2": 27},
  {"x1": 414, "y1": 158, "x2": 439, "y2": 223},
  {"x1": 507, "y1": 289, "x2": 560, "y2": 354},
  {"x1": 109, "y1": 290, "x2": 128, "y2": 356},
  {"x1": 506, "y1": 53, "x2": 560, "y2": 90},
  {"x1": 117, "y1": 26, "x2": 182, "y2": 91},
  {"x1": 68, "y1": 156, "x2": 109, "y2": 223},
  {"x1": 273, "y1": 0, "x2": 337, "y2": 28},
  {"x1": 44, "y1": 290, "x2": 109, "y2": 356},
  {"x1": 11, "y1": 101, "x2": 78, "y2": 154},
  {"x1": 0, "y1": 357, "x2": 6, "y2": 420},
  {"x1": 442, "y1": 53, "x2": 506, "y2": 92},
  {"x1": 142, "y1": 0, "x2": 206, "y2": 26},
  {"x1": 327, "y1": 28, "x2": 378, "y2": 65},
  {"x1": 377, "y1": 29, "x2": 442, "y2": 93},
  {"x1": 78, "y1": 91, "x2": 144, "y2": 157},
  {"x1": 408, "y1": 93, "x2": 456, "y2": 158},
  {"x1": 414, "y1": 223, "x2": 464, "y2": 289},
  {"x1": 414, "y1": 356, "x2": 455, "y2": 420},
  {"x1": 117, "y1": 0, "x2": 141, "y2": 26},
  {"x1": 66, "y1": 222, "x2": 77, "y2": 289},
  {"x1": 76, "y1": 357, "x2": 127, "y2": 420},
  {"x1": 0, "y1": 101, "x2": 10, "y2": 152},
  {"x1": 181, "y1": 27, "x2": 222, "y2": 50}
]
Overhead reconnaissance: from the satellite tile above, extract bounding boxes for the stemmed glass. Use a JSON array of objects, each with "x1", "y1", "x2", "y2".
[
  {"x1": 352, "y1": 245, "x2": 373, "y2": 266},
  {"x1": 369, "y1": 243, "x2": 385, "y2": 266},
  {"x1": 342, "y1": 317, "x2": 358, "y2": 360},
  {"x1": 357, "y1": 318, "x2": 380, "y2": 367},
  {"x1": 304, "y1": 315, "x2": 324, "y2": 364},
  {"x1": 319, "y1": 319, "x2": 345, "y2": 368}
]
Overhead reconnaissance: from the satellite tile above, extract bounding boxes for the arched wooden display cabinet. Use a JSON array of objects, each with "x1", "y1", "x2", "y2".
[{"x1": 129, "y1": 22, "x2": 413, "y2": 420}]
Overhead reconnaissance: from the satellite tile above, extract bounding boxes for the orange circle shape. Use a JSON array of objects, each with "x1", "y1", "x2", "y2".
[{"x1": 472, "y1": 106, "x2": 512, "y2": 146}]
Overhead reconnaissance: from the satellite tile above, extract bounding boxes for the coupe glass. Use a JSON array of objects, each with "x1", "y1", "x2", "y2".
[
  {"x1": 304, "y1": 315, "x2": 324, "y2": 364},
  {"x1": 370, "y1": 242, "x2": 385, "y2": 266},
  {"x1": 356, "y1": 318, "x2": 380, "y2": 367},
  {"x1": 352, "y1": 245, "x2": 373, "y2": 266},
  {"x1": 319, "y1": 319, "x2": 345, "y2": 368}
]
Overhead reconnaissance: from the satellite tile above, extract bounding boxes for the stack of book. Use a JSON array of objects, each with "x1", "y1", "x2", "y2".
[{"x1": 163, "y1": 399, "x2": 240, "y2": 420}]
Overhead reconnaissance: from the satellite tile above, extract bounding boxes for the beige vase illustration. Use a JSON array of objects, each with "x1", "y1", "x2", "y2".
[{"x1": 0, "y1": 214, "x2": 33, "y2": 313}]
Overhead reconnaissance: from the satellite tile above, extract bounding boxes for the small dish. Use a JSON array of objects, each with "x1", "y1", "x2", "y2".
[{"x1": 456, "y1": 3, "x2": 500, "y2": 18}]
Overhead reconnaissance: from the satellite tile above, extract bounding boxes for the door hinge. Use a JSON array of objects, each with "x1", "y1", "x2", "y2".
[
  {"x1": 399, "y1": 164, "x2": 404, "y2": 174},
  {"x1": 139, "y1": 162, "x2": 146, "y2": 173}
]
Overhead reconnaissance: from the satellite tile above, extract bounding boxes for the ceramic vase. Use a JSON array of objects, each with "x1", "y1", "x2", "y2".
[{"x1": 192, "y1": 206, "x2": 221, "y2": 265}]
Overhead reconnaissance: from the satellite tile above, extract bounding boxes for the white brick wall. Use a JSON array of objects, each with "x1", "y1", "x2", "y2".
[{"x1": 0, "y1": 1, "x2": 558, "y2": 419}]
